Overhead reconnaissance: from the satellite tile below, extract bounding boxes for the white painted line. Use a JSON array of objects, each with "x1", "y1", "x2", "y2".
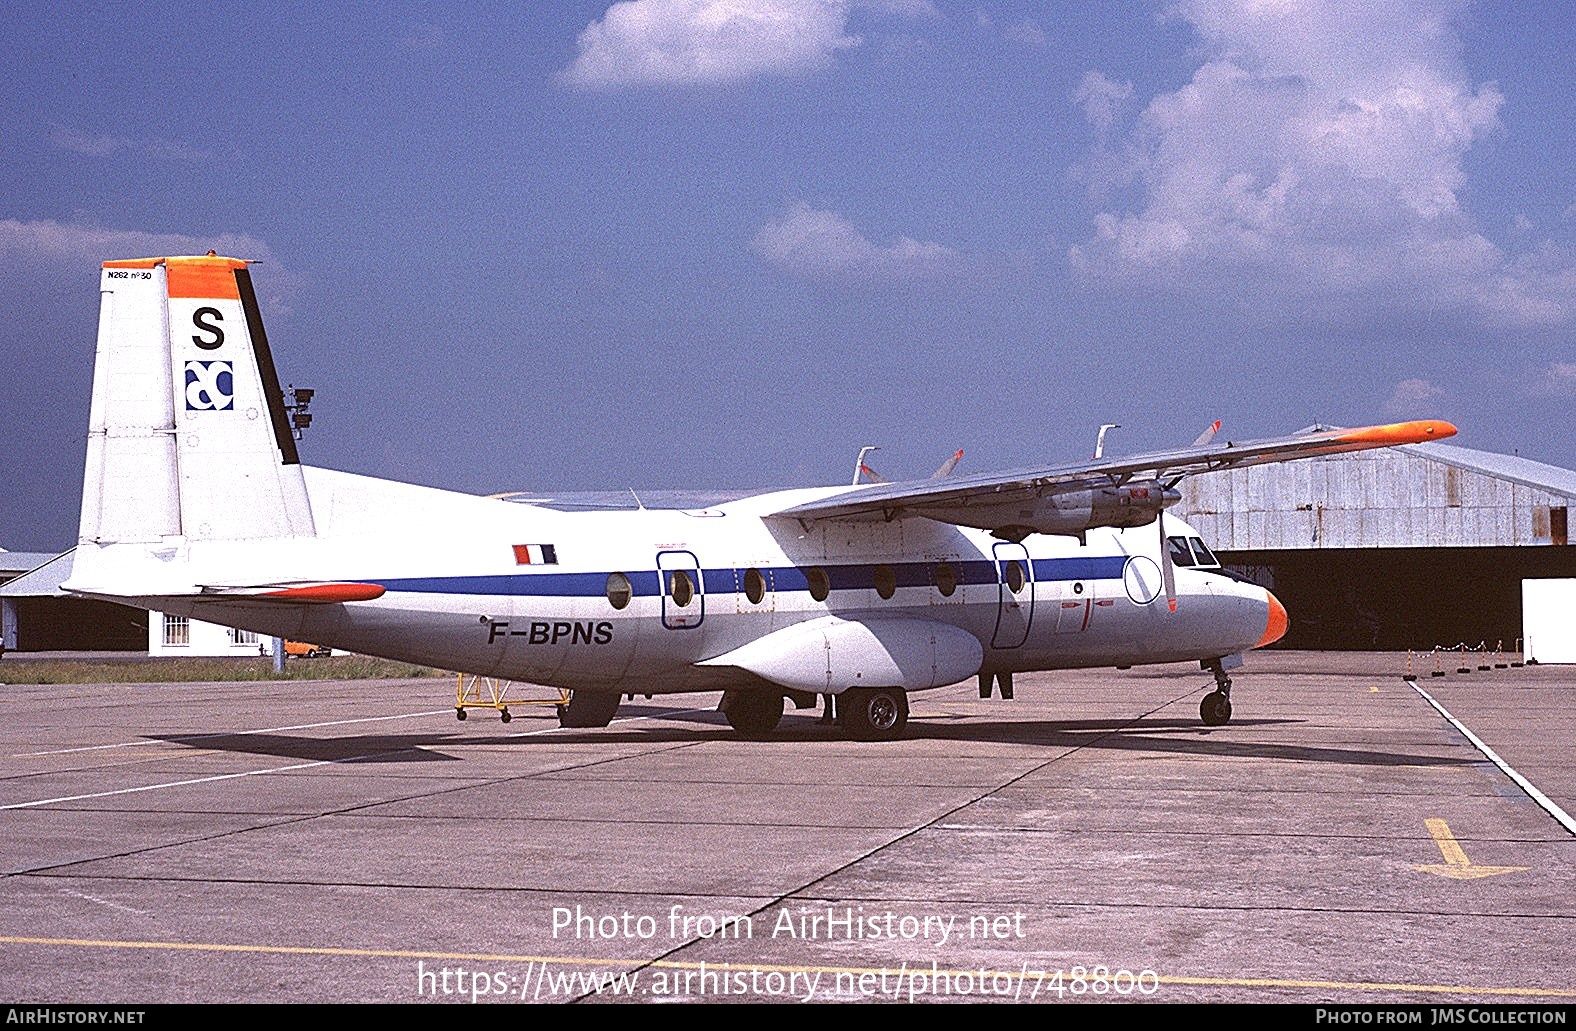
[
  {"x1": 0, "y1": 753, "x2": 382, "y2": 810},
  {"x1": 57, "y1": 888, "x2": 151, "y2": 916},
  {"x1": 14, "y1": 709, "x2": 453, "y2": 758},
  {"x1": 1409, "y1": 681, "x2": 1576, "y2": 838},
  {"x1": 6, "y1": 704, "x2": 720, "y2": 807}
]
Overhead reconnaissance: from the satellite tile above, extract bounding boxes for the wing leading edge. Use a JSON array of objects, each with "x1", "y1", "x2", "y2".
[{"x1": 769, "y1": 420, "x2": 1457, "y2": 537}]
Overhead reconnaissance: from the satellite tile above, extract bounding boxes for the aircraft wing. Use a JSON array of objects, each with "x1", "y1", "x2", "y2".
[{"x1": 770, "y1": 420, "x2": 1457, "y2": 535}]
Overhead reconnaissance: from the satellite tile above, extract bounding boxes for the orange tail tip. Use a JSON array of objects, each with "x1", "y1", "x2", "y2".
[
  {"x1": 103, "y1": 254, "x2": 250, "y2": 299},
  {"x1": 1256, "y1": 590, "x2": 1289, "y2": 649}
]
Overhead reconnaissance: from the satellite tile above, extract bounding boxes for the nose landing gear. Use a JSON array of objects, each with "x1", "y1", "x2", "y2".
[{"x1": 1200, "y1": 658, "x2": 1233, "y2": 726}]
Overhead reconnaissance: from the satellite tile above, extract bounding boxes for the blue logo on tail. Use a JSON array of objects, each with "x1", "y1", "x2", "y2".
[{"x1": 185, "y1": 361, "x2": 234, "y2": 410}]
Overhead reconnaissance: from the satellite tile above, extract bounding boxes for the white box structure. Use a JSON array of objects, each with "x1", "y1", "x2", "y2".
[{"x1": 1522, "y1": 579, "x2": 1576, "y2": 664}]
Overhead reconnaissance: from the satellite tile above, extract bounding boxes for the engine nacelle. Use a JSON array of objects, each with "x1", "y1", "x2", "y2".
[{"x1": 920, "y1": 480, "x2": 1181, "y2": 540}]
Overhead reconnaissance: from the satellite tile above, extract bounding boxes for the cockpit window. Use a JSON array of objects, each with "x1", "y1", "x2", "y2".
[
  {"x1": 1166, "y1": 536, "x2": 1197, "y2": 568},
  {"x1": 1189, "y1": 537, "x2": 1220, "y2": 567}
]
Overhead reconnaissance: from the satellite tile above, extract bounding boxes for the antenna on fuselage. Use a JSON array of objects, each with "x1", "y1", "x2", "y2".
[{"x1": 853, "y1": 445, "x2": 880, "y2": 486}]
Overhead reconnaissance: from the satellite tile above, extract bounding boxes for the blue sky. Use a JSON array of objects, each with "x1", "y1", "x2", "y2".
[{"x1": 3, "y1": 1, "x2": 1573, "y2": 552}]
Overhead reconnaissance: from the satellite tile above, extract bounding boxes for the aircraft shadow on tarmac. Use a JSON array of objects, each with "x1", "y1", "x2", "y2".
[
  {"x1": 148, "y1": 706, "x2": 1479, "y2": 770},
  {"x1": 146, "y1": 732, "x2": 466, "y2": 763}
]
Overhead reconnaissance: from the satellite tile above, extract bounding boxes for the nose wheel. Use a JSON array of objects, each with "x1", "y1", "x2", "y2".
[
  {"x1": 1200, "y1": 659, "x2": 1233, "y2": 726},
  {"x1": 1199, "y1": 691, "x2": 1232, "y2": 726}
]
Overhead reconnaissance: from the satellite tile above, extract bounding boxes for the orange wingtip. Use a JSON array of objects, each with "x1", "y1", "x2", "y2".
[
  {"x1": 103, "y1": 255, "x2": 249, "y2": 300},
  {"x1": 1332, "y1": 420, "x2": 1458, "y2": 446},
  {"x1": 261, "y1": 583, "x2": 386, "y2": 603}
]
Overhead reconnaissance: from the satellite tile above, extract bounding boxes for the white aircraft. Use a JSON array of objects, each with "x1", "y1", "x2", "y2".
[{"x1": 63, "y1": 255, "x2": 1456, "y2": 739}]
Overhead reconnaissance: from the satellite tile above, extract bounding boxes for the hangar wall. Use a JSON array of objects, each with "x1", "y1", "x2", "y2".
[{"x1": 1174, "y1": 441, "x2": 1576, "y2": 651}]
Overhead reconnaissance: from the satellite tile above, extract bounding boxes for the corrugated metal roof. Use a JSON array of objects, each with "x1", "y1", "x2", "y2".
[
  {"x1": 1398, "y1": 442, "x2": 1576, "y2": 501},
  {"x1": 1291, "y1": 425, "x2": 1576, "y2": 500}
]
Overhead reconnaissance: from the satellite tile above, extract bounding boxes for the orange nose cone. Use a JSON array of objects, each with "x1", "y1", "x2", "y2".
[{"x1": 1256, "y1": 590, "x2": 1289, "y2": 648}]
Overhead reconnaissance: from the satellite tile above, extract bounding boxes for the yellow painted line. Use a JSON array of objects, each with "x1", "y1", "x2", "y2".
[
  {"x1": 1158, "y1": 974, "x2": 1574, "y2": 998},
  {"x1": 1413, "y1": 818, "x2": 1530, "y2": 879},
  {"x1": 2, "y1": 936, "x2": 1573, "y2": 998},
  {"x1": 1427, "y1": 817, "x2": 1472, "y2": 866}
]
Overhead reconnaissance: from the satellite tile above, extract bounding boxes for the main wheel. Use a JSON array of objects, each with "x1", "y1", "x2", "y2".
[
  {"x1": 839, "y1": 687, "x2": 909, "y2": 741},
  {"x1": 1200, "y1": 691, "x2": 1232, "y2": 726},
  {"x1": 721, "y1": 690, "x2": 784, "y2": 738},
  {"x1": 558, "y1": 690, "x2": 622, "y2": 728}
]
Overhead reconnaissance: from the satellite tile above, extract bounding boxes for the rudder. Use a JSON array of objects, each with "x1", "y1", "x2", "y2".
[{"x1": 81, "y1": 255, "x2": 314, "y2": 546}]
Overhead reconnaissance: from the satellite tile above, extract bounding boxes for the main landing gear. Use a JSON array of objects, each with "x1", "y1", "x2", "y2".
[
  {"x1": 557, "y1": 690, "x2": 622, "y2": 729},
  {"x1": 719, "y1": 690, "x2": 784, "y2": 738},
  {"x1": 719, "y1": 688, "x2": 910, "y2": 741},
  {"x1": 1200, "y1": 658, "x2": 1233, "y2": 727},
  {"x1": 838, "y1": 687, "x2": 909, "y2": 741}
]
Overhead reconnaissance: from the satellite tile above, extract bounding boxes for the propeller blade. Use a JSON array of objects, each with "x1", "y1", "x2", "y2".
[
  {"x1": 1160, "y1": 512, "x2": 1177, "y2": 612},
  {"x1": 1191, "y1": 420, "x2": 1222, "y2": 447},
  {"x1": 930, "y1": 449, "x2": 964, "y2": 479},
  {"x1": 860, "y1": 463, "x2": 887, "y2": 484}
]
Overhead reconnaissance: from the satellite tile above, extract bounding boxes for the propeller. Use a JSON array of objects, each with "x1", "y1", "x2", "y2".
[
  {"x1": 1191, "y1": 420, "x2": 1222, "y2": 447},
  {"x1": 931, "y1": 449, "x2": 965, "y2": 479},
  {"x1": 1159, "y1": 511, "x2": 1177, "y2": 612},
  {"x1": 860, "y1": 449, "x2": 965, "y2": 484}
]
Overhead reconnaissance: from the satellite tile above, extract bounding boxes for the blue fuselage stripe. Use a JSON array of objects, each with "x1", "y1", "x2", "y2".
[{"x1": 376, "y1": 556, "x2": 1130, "y2": 598}]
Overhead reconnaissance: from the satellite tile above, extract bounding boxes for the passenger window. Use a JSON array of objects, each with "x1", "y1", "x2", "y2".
[
  {"x1": 1003, "y1": 559, "x2": 1025, "y2": 594},
  {"x1": 934, "y1": 561, "x2": 957, "y2": 597},
  {"x1": 669, "y1": 569, "x2": 694, "y2": 607},
  {"x1": 743, "y1": 567, "x2": 766, "y2": 605},
  {"x1": 874, "y1": 564, "x2": 896, "y2": 600},
  {"x1": 806, "y1": 566, "x2": 830, "y2": 602},
  {"x1": 606, "y1": 571, "x2": 632, "y2": 610}
]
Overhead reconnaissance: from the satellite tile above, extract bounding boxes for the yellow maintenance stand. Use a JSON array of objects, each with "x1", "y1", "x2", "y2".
[{"x1": 453, "y1": 674, "x2": 570, "y2": 723}]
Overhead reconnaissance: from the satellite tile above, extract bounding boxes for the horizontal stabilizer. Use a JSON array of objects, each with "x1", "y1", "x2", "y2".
[{"x1": 197, "y1": 582, "x2": 387, "y2": 603}]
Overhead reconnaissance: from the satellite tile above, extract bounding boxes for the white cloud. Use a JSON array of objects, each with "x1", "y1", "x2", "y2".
[
  {"x1": 1385, "y1": 377, "x2": 1446, "y2": 415},
  {"x1": 1069, "y1": 0, "x2": 1576, "y2": 328},
  {"x1": 1526, "y1": 360, "x2": 1576, "y2": 398},
  {"x1": 1002, "y1": 19, "x2": 1050, "y2": 49},
  {"x1": 1074, "y1": 71, "x2": 1134, "y2": 135},
  {"x1": 0, "y1": 218, "x2": 293, "y2": 313},
  {"x1": 751, "y1": 202, "x2": 955, "y2": 281},
  {"x1": 560, "y1": 0, "x2": 861, "y2": 88},
  {"x1": 50, "y1": 127, "x2": 210, "y2": 162},
  {"x1": 397, "y1": 23, "x2": 446, "y2": 53},
  {"x1": 0, "y1": 218, "x2": 272, "y2": 267}
]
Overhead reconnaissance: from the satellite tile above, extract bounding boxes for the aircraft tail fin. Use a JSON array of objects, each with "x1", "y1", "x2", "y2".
[{"x1": 79, "y1": 255, "x2": 315, "y2": 547}]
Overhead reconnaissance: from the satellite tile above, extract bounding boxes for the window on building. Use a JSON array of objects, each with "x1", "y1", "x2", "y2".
[{"x1": 163, "y1": 613, "x2": 190, "y2": 647}]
